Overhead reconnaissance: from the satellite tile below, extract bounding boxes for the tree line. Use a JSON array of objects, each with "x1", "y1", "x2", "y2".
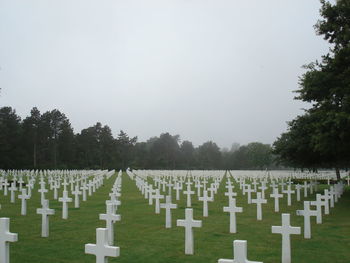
[
  {"x1": 273, "y1": 0, "x2": 350, "y2": 180},
  {"x1": 0, "y1": 106, "x2": 276, "y2": 170}
]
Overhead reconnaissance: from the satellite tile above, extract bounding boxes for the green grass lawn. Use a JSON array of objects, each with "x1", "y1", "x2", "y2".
[{"x1": 1, "y1": 172, "x2": 349, "y2": 263}]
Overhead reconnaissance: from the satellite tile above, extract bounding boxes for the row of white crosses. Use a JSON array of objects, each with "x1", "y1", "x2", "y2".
[
  {"x1": 132, "y1": 170, "x2": 225, "y2": 255},
  {"x1": 0, "y1": 170, "x2": 110, "y2": 220},
  {"x1": 226, "y1": 173, "x2": 346, "y2": 263},
  {"x1": 136, "y1": 172, "x2": 223, "y2": 221},
  {"x1": 228, "y1": 174, "x2": 329, "y2": 222},
  {"x1": 85, "y1": 170, "x2": 122, "y2": 263},
  {"x1": 134, "y1": 170, "x2": 346, "y2": 262},
  {"x1": 0, "y1": 169, "x2": 116, "y2": 263}
]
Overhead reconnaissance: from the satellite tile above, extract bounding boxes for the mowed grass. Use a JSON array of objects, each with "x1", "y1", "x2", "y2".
[{"x1": 0, "y1": 172, "x2": 349, "y2": 263}]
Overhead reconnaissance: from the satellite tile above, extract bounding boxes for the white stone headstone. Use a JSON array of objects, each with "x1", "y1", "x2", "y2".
[
  {"x1": 270, "y1": 188, "x2": 283, "y2": 213},
  {"x1": 184, "y1": 184, "x2": 195, "y2": 207},
  {"x1": 18, "y1": 188, "x2": 30, "y2": 215},
  {"x1": 99, "y1": 203, "x2": 121, "y2": 245},
  {"x1": 85, "y1": 228, "x2": 120, "y2": 263},
  {"x1": 198, "y1": 190, "x2": 213, "y2": 217},
  {"x1": 0, "y1": 217, "x2": 18, "y2": 263},
  {"x1": 176, "y1": 208, "x2": 202, "y2": 255},
  {"x1": 223, "y1": 198, "x2": 243, "y2": 233},
  {"x1": 58, "y1": 190, "x2": 72, "y2": 219},
  {"x1": 271, "y1": 213, "x2": 301, "y2": 263},
  {"x1": 160, "y1": 196, "x2": 177, "y2": 228},
  {"x1": 36, "y1": 199, "x2": 55, "y2": 237},
  {"x1": 296, "y1": 201, "x2": 317, "y2": 239},
  {"x1": 218, "y1": 240, "x2": 263, "y2": 263},
  {"x1": 251, "y1": 192, "x2": 267, "y2": 220}
]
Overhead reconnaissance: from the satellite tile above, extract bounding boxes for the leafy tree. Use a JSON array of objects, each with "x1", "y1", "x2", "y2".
[
  {"x1": 274, "y1": 0, "x2": 350, "y2": 179},
  {"x1": 39, "y1": 109, "x2": 71, "y2": 168},
  {"x1": 149, "y1": 133, "x2": 180, "y2": 169},
  {"x1": 195, "y1": 141, "x2": 221, "y2": 169},
  {"x1": 0, "y1": 107, "x2": 23, "y2": 169},
  {"x1": 22, "y1": 107, "x2": 41, "y2": 168},
  {"x1": 57, "y1": 119, "x2": 75, "y2": 168},
  {"x1": 116, "y1": 130, "x2": 137, "y2": 170},
  {"x1": 179, "y1": 140, "x2": 196, "y2": 169}
]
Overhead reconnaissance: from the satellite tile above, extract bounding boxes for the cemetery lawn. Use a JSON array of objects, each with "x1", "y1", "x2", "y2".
[{"x1": 1, "y1": 173, "x2": 350, "y2": 263}]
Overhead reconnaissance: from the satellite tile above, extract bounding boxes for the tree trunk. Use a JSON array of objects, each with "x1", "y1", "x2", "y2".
[{"x1": 335, "y1": 167, "x2": 341, "y2": 181}]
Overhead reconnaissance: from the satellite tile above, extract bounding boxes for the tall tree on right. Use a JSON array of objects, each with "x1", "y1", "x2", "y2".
[{"x1": 274, "y1": 0, "x2": 350, "y2": 180}]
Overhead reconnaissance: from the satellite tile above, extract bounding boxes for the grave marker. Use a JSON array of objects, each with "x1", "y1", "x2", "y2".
[
  {"x1": 85, "y1": 228, "x2": 120, "y2": 263},
  {"x1": 271, "y1": 213, "x2": 300, "y2": 263},
  {"x1": 0, "y1": 218, "x2": 18, "y2": 263},
  {"x1": 177, "y1": 208, "x2": 202, "y2": 255},
  {"x1": 36, "y1": 200, "x2": 55, "y2": 237}
]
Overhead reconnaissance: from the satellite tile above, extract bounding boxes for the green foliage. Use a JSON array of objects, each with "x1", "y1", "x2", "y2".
[
  {"x1": 196, "y1": 141, "x2": 222, "y2": 169},
  {"x1": 274, "y1": 0, "x2": 350, "y2": 178},
  {"x1": 0, "y1": 106, "x2": 276, "y2": 170},
  {"x1": 224, "y1": 142, "x2": 274, "y2": 170},
  {"x1": 0, "y1": 107, "x2": 23, "y2": 169}
]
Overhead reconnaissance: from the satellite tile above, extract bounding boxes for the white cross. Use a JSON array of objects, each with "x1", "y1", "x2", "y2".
[
  {"x1": 153, "y1": 189, "x2": 164, "y2": 214},
  {"x1": 195, "y1": 181, "x2": 202, "y2": 197},
  {"x1": 0, "y1": 217, "x2": 18, "y2": 263},
  {"x1": 303, "y1": 182, "x2": 309, "y2": 197},
  {"x1": 18, "y1": 188, "x2": 30, "y2": 215},
  {"x1": 105, "y1": 194, "x2": 121, "y2": 213},
  {"x1": 310, "y1": 194, "x2": 325, "y2": 224},
  {"x1": 245, "y1": 184, "x2": 254, "y2": 204},
  {"x1": 295, "y1": 184, "x2": 302, "y2": 201},
  {"x1": 282, "y1": 185, "x2": 295, "y2": 206},
  {"x1": 199, "y1": 190, "x2": 213, "y2": 217},
  {"x1": 272, "y1": 213, "x2": 301, "y2": 263},
  {"x1": 218, "y1": 240, "x2": 262, "y2": 263},
  {"x1": 85, "y1": 228, "x2": 120, "y2": 263},
  {"x1": 9, "y1": 183, "x2": 17, "y2": 203},
  {"x1": 36, "y1": 199, "x2": 55, "y2": 237},
  {"x1": 251, "y1": 192, "x2": 267, "y2": 220},
  {"x1": 72, "y1": 185, "x2": 82, "y2": 208},
  {"x1": 38, "y1": 184, "x2": 48, "y2": 205},
  {"x1": 52, "y1": 181, "x2": 60, "y2": 200},
  {"x1": 270, "y1": 187, "x2": 283, "y2": 212},
  {"x1": 173, "y1": 182, "x2": 182, "y2": 201},
  {"x1": 280, "y1": 181, "x2": 287, "y2": 192},
  {"x1": 160, "y1": 196, "x2": 177, "y2": 228},
  {"x1": 62, "y1": 179, "x2": 69, "y2": 192},
  {"x1": 176, "y1": 208, "x2": 202, "y2": 255},
  {"x1": 81, "y1": 183, "x2": 88, "y2": 201},
  {"x1": 258, "y1": 183, "x2": 267, "y2": 199},
  {"x1": 58, "y1": 190, "x2": 72, "y2": 219},
  {"x1": 328, "y1": 186, "x2": 336, "y2": 206},
  {"x1": 88, "y1": 181, "x2": 94, "y2": 196},
  {"x1": 251, "y1": 180, "x2": 258, "y2": 192},
  {"x1": 223, "y1": 198, "x2": 243, "y2": 233},
  {"x1": 3, "y1": 179, "x2": 9, "y2": 196},
  {"x1": 184, "y1": 184, "x2": 195, "y2": 207},
  {"x1": 166, "y1": 181, "x2": 174, "y2": 196},
  {"x1": 148, "y1": 186, "x2": 156, "y2": 205},
  {"x1": 321, "y1": 189, "x2": 330, "y2": 215},
  {"x1": 208, "y1": 185, "x2": 216, "y2": 200},
  {"x1": 18, "y1": 177, "x2": 24, "y2": 191},
  {"x1": 99, "y1": 203, "x2": 121, "y2": 245},
  {"x1": 143, "y1": 183, "x2": 150, "y2": 199},
  {"x1": 225, "y1": 187, "x2": 238, "y2": 202},
  {"x1": 296, "y1": 201, "x2": 317, "y2": 239}
]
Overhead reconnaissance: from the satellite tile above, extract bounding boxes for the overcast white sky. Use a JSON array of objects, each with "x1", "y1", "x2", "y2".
[{"x1": 0, "y1": 0, "x2": 331, "y2": 148}]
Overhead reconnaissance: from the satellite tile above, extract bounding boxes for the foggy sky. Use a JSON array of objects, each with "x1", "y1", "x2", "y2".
[{"x1": 0, "y1": 0, "x2": 331, "y2": 148}]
